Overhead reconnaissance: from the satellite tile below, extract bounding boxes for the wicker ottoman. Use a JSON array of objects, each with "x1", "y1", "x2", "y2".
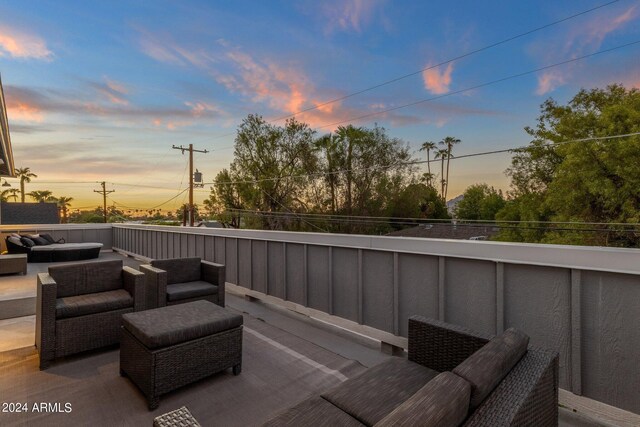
[{"x1": 120, "y1": 300, "x2": 243, "y2": 410}]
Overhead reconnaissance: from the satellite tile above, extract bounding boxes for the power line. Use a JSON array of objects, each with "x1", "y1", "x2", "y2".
[
  {"x1": 227, "y1": 209, "x2": 640, "y2": 233},
  {"x1": 208, "y1": 0, "x2": 620, "y2": 143},
  {"x1": 316, "y1": 40, "x2": 640, "y2": 130},
  {"x1": 224, "y1": 208, "x2": 640, "y2": 228},
  {"x1": 202, "y1": 132, "x2": 640, "y2": 187},
  {"x1": 270, "y1": 0, "x2": 621, "y2": 124}
]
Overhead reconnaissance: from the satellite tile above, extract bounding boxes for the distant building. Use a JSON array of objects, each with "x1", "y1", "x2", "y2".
[
  {"x1": 0, "y1": 202, "x2": 59, "y2": 225},
  {"x1": 0, "y1": 74, "x2": 16, "y2": 177},
  {"x1": 386, "y1": 223, "x2": 499, "y2": 240}
]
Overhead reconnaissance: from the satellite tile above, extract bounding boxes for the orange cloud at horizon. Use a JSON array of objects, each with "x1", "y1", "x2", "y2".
[
  {"x1": 0, "y1": 25, "x2": 52, "y2": 59},
  {"x1": 422, "y1": 63, "x2": 453, "y2": 95}
]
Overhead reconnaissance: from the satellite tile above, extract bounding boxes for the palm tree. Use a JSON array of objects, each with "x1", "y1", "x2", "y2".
[
  {"x1": 27, "y1": 190, "x2": 56, "y2": 203},
  {"x1": 57, "y1": 196, "x2": 73, "y2": 223},
  {"x1": 439, "y1": 136, "x2": 461, "y2": 200},
  {"x1": 0, "y1": 188, "x2": 19, "y2": 202},
  {"x1": 434, "y1": 148, "x2": 449, "y2": 198},
  {"x1": 419, "y1": 141, "x2": 437, "y2": 187},
  {"x1": 15, "y1": 167, "x2": 37, "y2": 203}
]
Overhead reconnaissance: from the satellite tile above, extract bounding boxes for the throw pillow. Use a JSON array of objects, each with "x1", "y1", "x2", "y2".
[
  {"x1": 19, "y1": 237, "x2": 35, "y2": 248},
  {"x1": 31, "y1": 236, "x2": 50, "y2": 246},
  {"x1": 40, "y1": 233, "x2": 57, "y2": 244},
  {"x1": 7, "y1": 236, "x2": 23, "y2": 246}
]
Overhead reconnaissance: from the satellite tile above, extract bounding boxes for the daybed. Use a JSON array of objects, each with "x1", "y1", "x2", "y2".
[
  {"x1": 5, "y1": 233, "x2": 102, "y2": 262},
  {"x1": 263, "y1": 316, "x2": 559, "y2": 427},
  {"x1": 36, "y1": 259, "x2": 145, "y2": 369}
]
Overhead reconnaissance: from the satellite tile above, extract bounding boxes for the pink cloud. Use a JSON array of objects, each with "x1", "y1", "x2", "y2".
[
  {"x1": 0, "y1": 25, "x2": 52, "y2": 60},
  {"x1": 534, "y1": 5, "x2": 638, "y2": 95},
  {"x1": 535, "y1": 71, "x2": 566, "y2": 96},
  {"x1": 423, "y1": 63, "x2": 454, "y2": 95}
]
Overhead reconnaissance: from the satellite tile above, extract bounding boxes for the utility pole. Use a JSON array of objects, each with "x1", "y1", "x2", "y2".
[
  {"x1": 172, "y1": 144, "x2": 208, "y2": 226},
  {"x1": 93, "y1": 181, "x2": 115, "y2": 223}
]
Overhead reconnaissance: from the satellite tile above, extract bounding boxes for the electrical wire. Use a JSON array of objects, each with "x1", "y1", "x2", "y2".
[
  {"x1": 270, "y1": 0, "x2": 621, "y2": 123},
  {"x1": 202, "y1": 132, "x2": 640, "y2": 187},
  {"x1": 316, "y1": 40, "x2": 640, "y2": 130},
  {"x1": 208, "y1": 0, "x2": 621, "y2": 142}
]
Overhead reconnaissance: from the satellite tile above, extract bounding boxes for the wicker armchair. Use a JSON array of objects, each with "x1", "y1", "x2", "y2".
[
  {"x1": 139, "y1": 257, "x2": 225, "y2": 310},
  {"x1": 36, "y1": 259, "x2": 145, "y2": 370}
]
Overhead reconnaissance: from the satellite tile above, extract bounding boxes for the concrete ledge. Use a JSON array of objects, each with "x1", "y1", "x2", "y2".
[{"x1": 0, "y1": 297, "x2": 35, "y2": 320}]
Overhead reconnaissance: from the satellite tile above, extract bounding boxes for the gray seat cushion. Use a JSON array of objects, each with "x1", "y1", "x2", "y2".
[
  {"x1": 263, "y1": 396, "x2": 364, "y2": 427},
  {"x1": 122, "y1": 300, "x2": 243, "y2": 349},
  {"x1": 453, "y1": 327, "x2": 529, "y2": 410},
  {"x1": 151, "y1": 257, "x2": 201, "y2": 284},
  {"x1": 166, "y1": 281, "x2": 218, "y2": 302},
  {"x1": 375, "y1": 372, "x2": 471, "y2": 427},
  {"x1": 56, "y1": 289, "x2": 133, "y2": 319},
  {"x1": 322, "y1": 358, "x2": 439, "y2": 426}
]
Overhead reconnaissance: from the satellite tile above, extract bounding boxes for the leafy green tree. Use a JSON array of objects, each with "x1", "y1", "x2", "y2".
[
  {"x1": 505, "y1": 84, "x2": 640, "y2": 246},
  {"x1": 229, "y1": 115, "x2": 317, "y2": 229},
  {"x1": 0, "y1": 188, "x2": 19, "y2": 202},
  {"x1": 57, "y1": 196, "x2": 73, "y2": 223},
  {"x1": 15, "y1": 167, "x2": 37, "y2": 202},
  {"x1": 439, "y1": 136, "x2": 461, "y2": 200},
  {"x1": 454, "y1": 184, "x2": 505, "y2": 221},
  {"x1": 419, "y1": 141, "x2": 437, "y2": 187},
  {"x1": 176, "y1": 203, "x2": 201, "y2": 223},
  {"x1": 28, "y1": 190, "x2": 56, "y2": 203},
  {"x1": 389, "y1": 183, "x2": 449, "y2": 221}
]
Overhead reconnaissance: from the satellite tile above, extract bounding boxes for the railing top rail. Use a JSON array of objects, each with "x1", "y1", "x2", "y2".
[
  {"x1": 113, "y1": 223, "x2": 640, "y2": 276},
  {"x1": 0, "y1": 223, "x2": 113, "y2": 231}
]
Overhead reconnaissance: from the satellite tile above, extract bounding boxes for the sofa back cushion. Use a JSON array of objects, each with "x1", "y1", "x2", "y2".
[
  {"x1": 49, "y1": 259, "x2": 123, "y2": 298},
  {"x1": 151, "y1": 257, "x2": 201, "y2": 284},
  {"x1": 375, "y1": 371, "x2": 471, "y2": 427},
  {"x1": 452, "y1": 328, "x2": 529, "y2": 411}
]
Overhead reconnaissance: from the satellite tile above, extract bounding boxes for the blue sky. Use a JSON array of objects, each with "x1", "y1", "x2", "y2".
[{"x1": 0, "y1": 0, "x2": 638, "y2": 210}]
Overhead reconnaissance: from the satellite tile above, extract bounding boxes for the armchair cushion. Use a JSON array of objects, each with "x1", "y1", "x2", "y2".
[
  {"x1": 49, "y1": 259, "x2": 124, "y2": 297},
  {"x1": 55, "y1": 289, "x2": 133, "y2": 319},
  {"x1": 166, "y1": 281, "x2": 218, "y2": 302},
  {"x1": 375, "y1": 372, "x2": 471, "y2": 427},
  {"x1": 322, "y1": 357, "x2": 439, "y2": 426},
  {"x1": 452, "y1": 327, "x2": 529, "y2": 410},
  {"x1": 151, "y1": 257, "x2": 201, "y2": 285}
]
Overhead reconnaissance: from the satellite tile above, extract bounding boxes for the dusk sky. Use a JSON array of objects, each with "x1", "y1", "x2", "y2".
[{"x1": 0, "y1": 0, "x2": 638, "y2": 211}]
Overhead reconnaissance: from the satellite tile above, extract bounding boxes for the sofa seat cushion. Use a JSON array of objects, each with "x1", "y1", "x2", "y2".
[
  {"x1": 375, "y1": 372, "x2": 471, "y2": 427},
  {"x1": 263, "y1": 396, "x2": 365, "y2": 427},
  {"x1": 166, "y1": 281, "x2": 218, "y2": 302},
  {"x1": 453, "y1": 327, "x2": 529, "y2": 410},
  {"x1": 56, "y1": 289, "x2": 133, "y2": 319},
  {"x1": 322, "y1": 358, "x2": 439, "y2": 426},
  {"x1": 122, "y1": 300, "x2": 242, "y2": 349},
  {"x1": 31, "y1": 242, "x2": 103, "y2": 251}
]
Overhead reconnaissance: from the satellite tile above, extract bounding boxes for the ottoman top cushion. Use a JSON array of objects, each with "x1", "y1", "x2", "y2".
[{"x1": 122, "y1": 300, "x2": 243, "y2": 349}]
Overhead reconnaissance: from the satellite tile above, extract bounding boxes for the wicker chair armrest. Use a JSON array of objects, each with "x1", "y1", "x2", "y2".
[
  {"x1": 201, "y1": 260, "x2": 225, "y2": 306},
  {"x1": 36, "y1": 273, "x2": 58, "y2": 368},
  {"x1": 463, "y1": 348, "x2": 559, "y2": 427},
  {"x1": 123, "y1": 266, "x2": 145, "y2": 311},
  {"x1": 408, "y1": 316, "x2": 493, "y2": 372},
  {"x1": 139, "y1": 264, "x2": 167, "y2": 309}
]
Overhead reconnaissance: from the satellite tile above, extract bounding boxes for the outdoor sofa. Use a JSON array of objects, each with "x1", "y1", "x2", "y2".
[
  {"x1": 139, "y1": 257, "x2": 225, "y2": 310},
  {"x1": 36, "y1": 259, "x2": 145, "y2": 369},
  {"x1": 5, "y1": 233, "x2": 102, "y2": 263},
  {"x1": 263, "y1": 315, "x2": 559, "y2": 426}
]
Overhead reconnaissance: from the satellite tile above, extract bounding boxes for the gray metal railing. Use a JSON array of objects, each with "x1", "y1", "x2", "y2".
[{"x1": 111, "y1": 224, "x2": 640, "y2": 414}]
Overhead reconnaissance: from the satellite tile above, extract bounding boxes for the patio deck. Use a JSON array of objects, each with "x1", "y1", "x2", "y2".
[{"x1": 0, "y1": 252, "x2": 630, "y2": 426}]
